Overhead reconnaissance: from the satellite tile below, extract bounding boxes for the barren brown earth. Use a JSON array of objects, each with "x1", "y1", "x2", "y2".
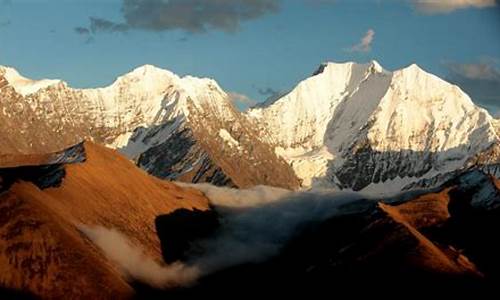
[{"x1": 0, "y1": 142, "x2": 210, "y2": 299}]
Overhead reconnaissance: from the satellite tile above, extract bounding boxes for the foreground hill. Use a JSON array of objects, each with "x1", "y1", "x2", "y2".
[{"x1": 0, "y1": 142, "x2": 210, "y2": 299}]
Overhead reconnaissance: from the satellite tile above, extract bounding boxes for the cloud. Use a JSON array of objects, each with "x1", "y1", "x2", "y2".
[
  {"x1": 89, "y1": 17, "x2": 129, "y2": 34},
  {"x1": 347, "y1": 29, "x2": 375, "y2": 53},
  {"x1": 227, "y1": 91, "x2": 258, "y2": 107},
  {"x1": 82, "y1": 183, "x2": 373, "y2": 288},
  {"x1": 445, "y1": 60, "x2": 500, "y2": 115},
  {"x1": 447, "y1": 61, "x2": 500, "y2": 81},
  {"x1": 79, "y1": 224, "x2": 199, "y2": 288},
  {"x1": 74, "y1": 26, "x2": 95, "y2": 44},
  {"x1": 257, "y1": 87, "x2": 280, "y2": 97},
  {"x1": 76, "y1": 0, "x2": 280, "y2": 35},
  {"x1": 412, "y1": 0, "x2": 497, "y2": 14},
  {"x1": 74, "y1": 27, "x2": 90, "y2": 35},
  {"x1": 254, "y1": 86, "x2": 288, "y2": 104},
  {"x1": 74, "y1": 17, "x2": 128, "y2": 43},
  {"x1": 175, "y1": 183, "x2": 371, "y2": 276}
]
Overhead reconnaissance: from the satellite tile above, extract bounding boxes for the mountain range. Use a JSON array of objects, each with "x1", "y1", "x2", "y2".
[
  {"x1": 1, "y1": 60, "x2": 500, "y2": 298},
  {"x1": 1, "y1": 60, "x2": 497, "y2": 194}
]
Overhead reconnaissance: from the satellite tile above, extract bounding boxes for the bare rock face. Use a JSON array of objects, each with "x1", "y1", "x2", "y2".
[{"x1": 128, "y1": 83, "x2": 301, "y2": 189}]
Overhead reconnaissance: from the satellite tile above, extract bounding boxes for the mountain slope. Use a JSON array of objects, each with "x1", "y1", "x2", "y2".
[
  {"x1": 0, "y1": 65, "x2": 300, "y2": 189},
  {"x1": 0, "y1": 142, "x2": 211, "y2": 298},
  {"x1": 247, "y1": 61, "x2": 499, "y2": 192}
]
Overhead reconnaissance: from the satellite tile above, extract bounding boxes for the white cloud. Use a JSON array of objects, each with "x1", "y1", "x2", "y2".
[
  {"x1": 348, "y1": 29, "x2": 375, "y2": 53},
  {"x1": 413, "y1": 0, "x2": 497, "y2": 14}
]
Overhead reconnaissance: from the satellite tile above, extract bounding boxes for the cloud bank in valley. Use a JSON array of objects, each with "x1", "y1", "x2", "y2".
[{"x1": 81, "y1": 184, "x2": 372, "y2": 288}]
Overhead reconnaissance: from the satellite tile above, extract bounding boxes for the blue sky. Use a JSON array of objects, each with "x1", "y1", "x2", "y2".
[{"x1": 0, "y1": 0, "x2": 499, "y2": 113}]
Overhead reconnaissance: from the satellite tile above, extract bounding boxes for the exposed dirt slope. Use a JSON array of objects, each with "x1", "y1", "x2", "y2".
[{"x1": 0, "y1": 142, "x2": 211, "y2": 299}]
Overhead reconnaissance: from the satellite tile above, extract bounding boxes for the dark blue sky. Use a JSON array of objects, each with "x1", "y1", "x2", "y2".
[{"x1": 0, "y1": 0, "x2": 499, "y2": 113}]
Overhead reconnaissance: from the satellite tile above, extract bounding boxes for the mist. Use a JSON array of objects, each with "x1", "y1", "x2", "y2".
[
  {"x1": 78, "y1": 225, "x2": 199, "y2": 288},
  {"x1": 80, "y1": 184, "x2": 375, "y2": 288},
  {"x1": 184, "y1": 184, "x2": 372, "y2": 274}
]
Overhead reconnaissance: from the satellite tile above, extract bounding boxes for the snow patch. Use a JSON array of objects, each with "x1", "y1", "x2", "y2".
[
  {"x1": 275, "y1": 146, "x2": 334, "y2": 187},
  {"x1": 219, "y1": 129, "x2": 240, "y2": 149}
]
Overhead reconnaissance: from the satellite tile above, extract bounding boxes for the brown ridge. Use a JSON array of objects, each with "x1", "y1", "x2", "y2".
[{"x1": 0, "y1": 141, "x2": 211, "y2": 298}]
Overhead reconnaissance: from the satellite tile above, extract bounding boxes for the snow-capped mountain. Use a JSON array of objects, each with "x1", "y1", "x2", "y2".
[
  {"x1": 0, "y1": 61, "x2": 498, "y2": 193},
  {"x1": 0, "y1": 65, "x2": 300, "y2": 189},
  {"x1": 247, "y1": 61, "x2": 499, "y2": 192}
]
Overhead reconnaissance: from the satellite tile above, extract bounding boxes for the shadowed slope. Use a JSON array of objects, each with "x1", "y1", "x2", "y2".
[{"x1": 155, "y1": 171, "x2": 496, "y2": 298}]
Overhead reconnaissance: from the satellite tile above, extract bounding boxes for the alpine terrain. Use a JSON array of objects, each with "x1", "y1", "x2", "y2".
[
  {"x1": 0, "y1": 65, "x2": 300, "y2": 189},
  {"x1": 247, "y1": 60, "x2": 499, "y2": 193},
  {"x1": 1, "y1": 61, "x2": 498, "y2": 193}
]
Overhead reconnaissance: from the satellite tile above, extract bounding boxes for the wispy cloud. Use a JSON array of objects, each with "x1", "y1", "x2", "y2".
[
  {"x1": 89, "y1": 17, "x2": 129, "y2": 34},
  {"x1": 447, "y1": 60, "x2": 500, "y2": 81},
  {"x1": 445, "y1": 58, "x2": 500, "y2": 116},
  {"x1": 79, "y1": 224, "x2": 199, "y2": 288},
  {"x1": 255, "y1": 86, "x2": 287, "y2": 103},
  {"x1": 74, "y1": 27, "x2": 90, "y2": 35},
  {"x1": 228, "y1": 91, "x2": 258, "y2": 107},
  {"x1": 75, "y1": 0, "x2": 281, "y2": 36},
  {"x1": 412, "y1": 0, "x2": 497, "y2": 14},
  {"x1": 74, "y1": 26, "x2": 95, "y2": 44},
  {"x1": 257, "y1": 87, "x2": 280, "y2": 97},
  {"x1": 347, "y1": 29, "x2": 375, "y2": 53}
]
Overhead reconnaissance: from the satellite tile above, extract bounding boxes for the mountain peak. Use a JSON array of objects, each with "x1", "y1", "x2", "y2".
[
  {"x1": 313, "y1": 60, "x2": 384, "y2": 77},
  {"x1": 399, "y1": 63, "x2": 427, "y2": 74},
  {"x1": 0, "y1": 65, "x2": 61, "y2": 96},
  {"x1": 132, "y1": 64, "x2": 167, "y2": 73},
  {"x1": 121, "y1": 64, "x2": 177, "y2": 80},
  {"x1": 369, "y1": 60, "x2": 383, "y2": 73}
]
